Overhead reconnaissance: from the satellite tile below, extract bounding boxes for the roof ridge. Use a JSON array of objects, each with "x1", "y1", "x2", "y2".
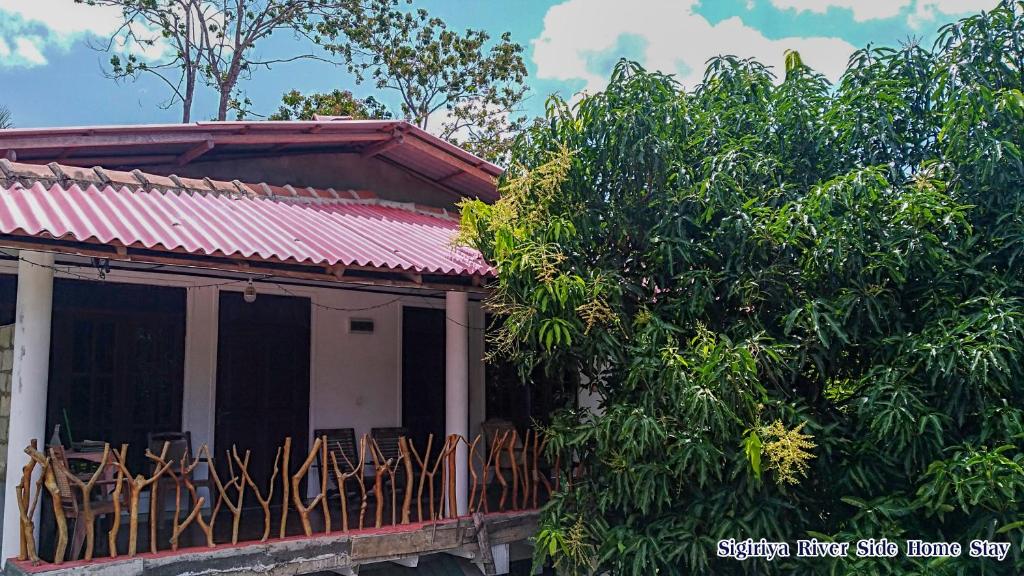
[{"x1": 0, "y1": 159, "x2": 459, "y2": 222}]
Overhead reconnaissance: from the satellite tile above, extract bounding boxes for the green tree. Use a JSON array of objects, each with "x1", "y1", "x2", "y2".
[
  {"x1": 460, "y1": 2, "x2": 1024, "y2": 575},
  {"x1": 318, "y1": 0, "x2": 529, "y2": 163},
  {"x1": 0, "y1": 106, "x2": 11, "y2": 129},
  {"x1": 267, "y1": 89, "x2": 391, "y2": 120}
]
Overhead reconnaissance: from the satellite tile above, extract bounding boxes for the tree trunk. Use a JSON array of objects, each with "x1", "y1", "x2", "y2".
[
  {"x1": 217, "y1": 90, "x2": 230, "y2": 122},
  {"x1": 182, "y1": 76, "x2": 194, "y2": 123},
  {"x1": 217, "y1": 62, "x2": 243, "y2": 121}
]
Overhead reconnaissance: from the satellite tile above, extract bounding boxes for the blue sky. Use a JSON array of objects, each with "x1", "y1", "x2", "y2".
[{"x1": 0, "y1": 0, "x2": 999, "y2": 129}]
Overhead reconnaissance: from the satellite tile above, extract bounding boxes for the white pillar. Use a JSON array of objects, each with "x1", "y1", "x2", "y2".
[
  {"x1": 2, "y1": 251, "x2": 54, "y2": 562},
  {"x1": 445, "y1": 290, "x2": 469, "y2": 516},
  {"x1": 182, "y1": 285, "x2": 218, "y2": 505}
]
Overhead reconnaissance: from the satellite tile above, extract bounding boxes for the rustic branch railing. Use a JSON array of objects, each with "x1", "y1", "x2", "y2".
[{"x1": 15, "y1": 430, "x2": 556, "y2": 566}]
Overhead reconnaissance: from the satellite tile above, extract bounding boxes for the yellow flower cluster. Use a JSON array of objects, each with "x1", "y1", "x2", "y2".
[
  {"x1": 562, "y1": 516, "x2": 597, "y2": 573},
  {"x1": 576, "y1": 296, "x2": 617, "y2": 334},
  {"x1": 761, "y1": 420, "x2": 817, "y2": 485}
]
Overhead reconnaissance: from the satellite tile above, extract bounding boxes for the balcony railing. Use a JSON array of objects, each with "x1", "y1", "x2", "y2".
[{"x1": 12, "y1": 429, "x2": 554, "y2": 567}]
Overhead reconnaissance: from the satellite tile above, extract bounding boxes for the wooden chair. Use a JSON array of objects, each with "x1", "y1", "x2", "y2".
[
  {"x1": 370, "y1": 427, "x2": 407, "y2": 463},
  {"x1": 48, "y1": 444, "x2": 123, "y2": 561},
  {"x1": 147, "y1": 432, "x2": 213, "y2": 527},
  {"x1": 481, "y1": 418, "x2": 523, "y2": 458},
  {"x1": 313, "y1": 428, "x2": 359, "y2": 497},
  {"x1": 371, "y1": 427, "x2": 410, "y2": 488}
]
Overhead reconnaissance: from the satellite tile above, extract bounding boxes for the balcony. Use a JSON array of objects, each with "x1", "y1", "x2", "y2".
[{"x1": 6, "y1": 428, "x2": 552, "y2": 575}]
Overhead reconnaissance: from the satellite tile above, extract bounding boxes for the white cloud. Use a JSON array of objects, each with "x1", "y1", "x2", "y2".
[
  {"x1": 0, "y1": 0, "x2": 166, "y2": 68},
  {"x1": 532, "y1": 0, "x2": 857, "y2": 95},
  {"x1": 770, "y1": 0, "x2": 998, "y2": 25},
  {"x1": 1, "y1": 0, "x2": 124, "y2": 40},
  {"x1": 925, "y1": 0, "x2": 996, "y2": 10},
  {"x1": 908, "y1": 0, "x2": 999, "y2": 28},
  {"x1": 769, "y1": 0, "x2": 912, "y2": 22},
  {"x1": 14, "y1": 36, "x2": 47, "y2": 66}
]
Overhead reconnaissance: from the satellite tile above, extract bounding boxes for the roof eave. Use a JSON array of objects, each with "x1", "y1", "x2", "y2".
[{"x1": 0, "y1": 121, "x2": 502, "y2": 202}]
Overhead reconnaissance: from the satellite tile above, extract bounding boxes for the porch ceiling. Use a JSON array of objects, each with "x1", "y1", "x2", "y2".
[{"x1": 0, "y1": 159, "x2": 494, "y2": 287}]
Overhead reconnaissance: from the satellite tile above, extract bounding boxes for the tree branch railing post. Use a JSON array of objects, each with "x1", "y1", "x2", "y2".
[
  {"x1": 25, "y1": 444, "x2": 67, "y2": 563},
  {"x1": 409, "y1": 433, "x2": 434, "y2": 522},
  {"x1": 52, "y1": 444, "x2": 111, "y2": 561},
  {"x1": 16, "y1": 439, "x2": 43, "y2": 563},
  {"x1": 318, "y1": 436, "x2": 331, "y2": 534},
  {"x1": 445, "y1": 434, "x2": 458, "y2": 518},
  {"x1": 492, "y1": 430, "x2": 511, "y2": 512},
  {"x1": 291, "y1": 437, "x2": 324, "y2": 537},
  {"x1": 176, "y1": 445, "x2": 216, "y2": 549},
  {"x1": 398, "y1": 436, "x2": 414, "y2": 525},
  {"x1": 279, "y1": 436, "x2": 292, "y2": 539},
  {"x1": 112, "y1": 443, "x2": 171, "y2": 557},
  {"x1": 368, "y1": 438, "x2": 388, "y2": 528},
  {"x1": 236, "y1": 445, "x2": 280, "y2": 542},
  {"x1": 203, "y1": 445, "x2": 247, "y2": 545},
  {"x1": 330, "y1": 435, "x2": 368, "y2": 532}
]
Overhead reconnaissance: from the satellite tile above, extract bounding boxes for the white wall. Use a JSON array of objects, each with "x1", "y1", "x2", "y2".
[
  {"x1": 310, "y1": 288, "x2": 403, "y2": 441},
  {"x1": 578, "y1": 372, "x2": 605, "y2": 416}
]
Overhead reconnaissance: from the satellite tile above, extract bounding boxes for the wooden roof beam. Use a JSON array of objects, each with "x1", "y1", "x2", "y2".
[
  {"x1": 436, "y1": 170, "x2": 464, "y2": 184},
  {"x1": 404, "y1": 136, "x2": 496, "y2": 184},
  {"x1": 60, "y1": 154, "x2": 180, "y2": 167},
  {"x1": 176, "y1": 139, "x2": 215, "y2": 166},
  {"x1": 373, "y1": 155, "x2": 468, "y2": 200},
  {"x1": 360, "y1": 134, "x2": 405, "y2": 158}
]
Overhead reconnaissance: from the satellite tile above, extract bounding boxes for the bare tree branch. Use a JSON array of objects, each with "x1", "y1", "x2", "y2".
[{"x1": 78, "y1": 0, "x2": 340, "y2": 121}]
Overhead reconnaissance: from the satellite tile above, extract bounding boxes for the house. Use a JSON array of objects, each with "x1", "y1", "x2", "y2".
[{"x1": 0, "y1": 120, "x2": 556, "y2": 575}]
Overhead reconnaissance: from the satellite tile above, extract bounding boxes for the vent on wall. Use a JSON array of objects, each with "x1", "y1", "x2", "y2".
[{"x1": 349, "y1": 318, "x2": 375, "y2": 334}]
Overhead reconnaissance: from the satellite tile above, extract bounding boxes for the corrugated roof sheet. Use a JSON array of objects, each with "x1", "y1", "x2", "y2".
[{"x1": 0, "y1": 160, "x2": 493, "y2": 278}]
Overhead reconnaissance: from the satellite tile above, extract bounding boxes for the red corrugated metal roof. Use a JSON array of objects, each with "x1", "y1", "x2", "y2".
[{"x1": 0, "y1": 161, "x2": 493, "y2": 278}]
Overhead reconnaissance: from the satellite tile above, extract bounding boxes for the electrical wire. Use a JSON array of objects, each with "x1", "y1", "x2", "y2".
[{"x1": 0, "y1": 248, "x2": 487, "y2": 328}]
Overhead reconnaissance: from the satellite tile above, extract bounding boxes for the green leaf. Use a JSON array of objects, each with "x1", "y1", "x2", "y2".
[{"x1": 742, "y1": 430, "x2": 763, "y2": 480}]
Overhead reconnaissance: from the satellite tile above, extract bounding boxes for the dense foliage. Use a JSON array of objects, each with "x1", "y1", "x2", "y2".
[
  {"x1": 267, "y1": 89, "x2": 391, "y2": 120},
  {"x1": 318, "y1": 0, "x2": 529, "y2": 163},
  {"x1": 460, "y1": 2, "x2": 1024, "y2": 574}
]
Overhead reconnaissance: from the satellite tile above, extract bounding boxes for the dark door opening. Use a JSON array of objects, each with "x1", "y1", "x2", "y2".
[
  {"x1": 216, "y1": 291, "x2": 310, "y2": 497},
  {"x1": 401, "y1": 307, "x2": 446, "y2": 449},
  {"x1": 0, "y1": 274, "x2": 16, "y2": 325},
  {"x1": 485, "y1": 314, "x2": 576, "y2": 433},
  {"x1": 47, "y1": 279, "x2": 186, "y2": 472}
]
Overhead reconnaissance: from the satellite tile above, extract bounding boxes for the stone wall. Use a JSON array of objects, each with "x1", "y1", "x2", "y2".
[{"x1": 0, "y1": 324, "x2": 13, "y2": 480}]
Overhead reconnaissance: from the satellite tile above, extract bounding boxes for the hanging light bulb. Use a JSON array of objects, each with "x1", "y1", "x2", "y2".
[{"x1": 243, "y1": 279, "x2": 257, "y2": 303}]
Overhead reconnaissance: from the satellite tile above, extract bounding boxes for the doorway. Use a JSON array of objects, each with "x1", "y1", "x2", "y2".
[
  {"x1": 47, "y1": 279, "x2": 186, "y2": 472},
  {"x1": 215, "y1": 291, "x2": 310, "y2": 494},
  {"x1": 401, "y1": 307, "x2": 446, "y2": 449}
]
